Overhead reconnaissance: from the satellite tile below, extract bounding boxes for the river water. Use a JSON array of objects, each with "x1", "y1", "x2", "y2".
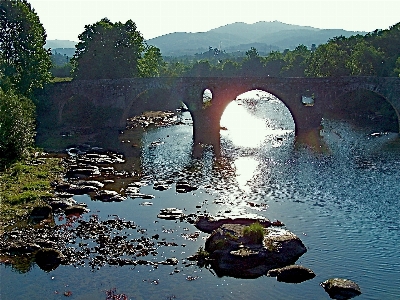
[{"x1": 2, "y1": 91, "x2": 400, "y2": 299}]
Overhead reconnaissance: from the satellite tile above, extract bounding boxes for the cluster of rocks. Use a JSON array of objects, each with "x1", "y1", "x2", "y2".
[
  {"x1": 126, "y1": 111, "x2": 178, "y2": 129},
  {"x1": 191, "y1": 215, "x2": 361, "y2": 299},
  {"x1": 0, "y1": 214, "x2": 184, "y2": 272}
]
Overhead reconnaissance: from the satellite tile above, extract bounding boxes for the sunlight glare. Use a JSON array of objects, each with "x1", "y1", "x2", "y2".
[
  {"x1": 234, "y1": 157, "x2": 259, "y2": 192},
  {"x1": 220, "y1": 102, "x2": 267, "y2": 148}
]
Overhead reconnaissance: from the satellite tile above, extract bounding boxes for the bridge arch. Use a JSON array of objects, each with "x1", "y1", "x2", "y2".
[
  {"x1": 333, "y1": 83, "x2": 400, "y2": 133},
  {"x1": 220, "y1": 89, "x2": 295, "y2": 149}
]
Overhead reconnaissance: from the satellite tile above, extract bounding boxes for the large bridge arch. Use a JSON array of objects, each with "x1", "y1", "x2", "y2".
[
  {"x1": 182, "y1": 78, "x2": 325, "y2": 157},
  {"x1": 332, "y1": 83, "x2": 400, "y2": 133}
]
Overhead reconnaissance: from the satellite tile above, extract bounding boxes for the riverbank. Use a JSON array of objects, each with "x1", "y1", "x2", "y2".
[{"x1": 0, "y1": 153, "x2": 65, "y2": 233}]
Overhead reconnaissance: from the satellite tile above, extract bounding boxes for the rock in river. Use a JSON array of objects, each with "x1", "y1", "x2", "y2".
[
  {"x1": 203, "y1": 222, "x2": 307, "y2": 278},
  {"x1": 195, "y1": 215, "x2": 271, "y2": 233},
  {"x1": 267, "y1": 264, "x2": 316, "y2": 283},
  {"x1": 320, "y1": 278, "x2": 362, "y2": 300},
  {"x1": 157, "y1": 208, "x2": 185, "y2": 220},
  {"x1": 95, "y1": 190, "x2": 126, "y2": 202},
  {"x1": 35, "y1": 248, "x2": 64, "y2": 272}
]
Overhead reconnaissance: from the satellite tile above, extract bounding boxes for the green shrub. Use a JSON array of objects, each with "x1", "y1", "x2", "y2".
[
  {"x1": 242, "y1": 222, "x2": 265, "y2": 244},
  {"x1": 196, "y1": 246, "x2": 209, "y2": 259},
  {"x1": 0, "y1": 88, "x2": 36, "y2": 168}
]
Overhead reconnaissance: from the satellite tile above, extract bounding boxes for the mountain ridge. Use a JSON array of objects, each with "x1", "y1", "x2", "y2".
[
  {"x1": 46, "y1": 21, "x2": 366, "y2": 57},
  {"x1": 147, "y1": 21, "x2": 365, "y2": 56}
]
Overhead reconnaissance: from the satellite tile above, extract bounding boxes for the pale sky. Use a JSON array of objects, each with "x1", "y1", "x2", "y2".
[{"x1": 28, "y1": 0, "x2": 400, "y2": 41}]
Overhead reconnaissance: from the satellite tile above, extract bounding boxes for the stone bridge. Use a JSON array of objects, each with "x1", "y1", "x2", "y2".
[{"x1": 42, "y1": 76, "x2": 400, "y2": 157}]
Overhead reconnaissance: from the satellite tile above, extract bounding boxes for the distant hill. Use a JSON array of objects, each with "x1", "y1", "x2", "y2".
[
  {"x1": 46, "y1": 21, "x2": 366, "y2": 58},
  {"x1": 147, "y1": 21, "x2": 365, "y2": 56},
  {"x1": 45, "y1": 40, "x2": 77, "y2": 49}
]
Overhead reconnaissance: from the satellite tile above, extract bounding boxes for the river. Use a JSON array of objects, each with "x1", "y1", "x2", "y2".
[{"x1": 1, "y1": 91, "x2": 400, "y2": 299}]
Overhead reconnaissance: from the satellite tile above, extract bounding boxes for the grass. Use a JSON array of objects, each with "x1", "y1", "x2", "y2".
[
  {"x1": 50, "y1": 77, "x2": 72, "y2": 83},
  {"x1": 242, "y1": 222, "x2": 265, "y2": 244},
  {"x1": 196, "y1": 246, "x2": 210, "y2": 259},
  {"x1": 0, "y1": 153, "x2": 64, "y2": 230}
]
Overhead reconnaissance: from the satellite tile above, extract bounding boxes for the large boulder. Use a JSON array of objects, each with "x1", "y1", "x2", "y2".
[
  {"x1": 204, "y1": 223, "x2": 307, "y2": 278},
  {"x1": 320, "y1": 278, "x2": 362, "y2": 300}
]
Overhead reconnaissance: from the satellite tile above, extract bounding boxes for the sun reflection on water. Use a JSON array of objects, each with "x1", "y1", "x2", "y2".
[
  {"x1": 220, "y1": 101, "x2": 268, "y2": 148},
  {"x1": 233, "y1": 157, "x2": 259, "y2": 192},
  {"x1": 220, "y1": 90, "x2": 295, "y2": 191}
]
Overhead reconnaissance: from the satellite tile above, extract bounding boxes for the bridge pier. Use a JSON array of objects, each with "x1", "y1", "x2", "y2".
[
  {"x1": 293, "y1": 111, "x2": 325, "y2": 150},
  {"x1": 191, "y1": 108, "x2": 221, "y2": 158}
]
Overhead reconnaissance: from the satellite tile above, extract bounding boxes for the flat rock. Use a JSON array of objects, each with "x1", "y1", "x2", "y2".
[
  {"x1": 267, "y1": 265, "x2": 316, "y2": 283},
  {"x1": 195, "y1": 215, "x2": 271, "y2": 233},
  {"x1": 157, "y1": 208, "x2": 184, "y2": 220},
  {"x1": 64, "y1": 204, "x2": 89, "y2": 216},
  {"x1": 95, "y1": 190, "x2": 126, "y2": 202}
]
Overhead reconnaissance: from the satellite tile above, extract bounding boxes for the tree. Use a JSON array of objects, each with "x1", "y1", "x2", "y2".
[
  {"x1": 72, "y1": 18, "x2": 163, "y2": 79},
  {"x1": 305, "y1": 42, "x2": 350, "y2": 77},
  {"x1": 185, "y1": 60, "x2": 212, "y2": 77},
  {"x1": 139, "y1": 45, "x2": 165, "y2": 77},
  {"x1": 241, "y1": 47, "x2": 265, "y2": 76},
  {"x1": 281, "y1": 45, "x2": 311, "y2": 77},
  {"x1": 245, "y1": 47, "x2": 259, "y2": 60},
  {"x1": 0, "y1": 87, "x2": 35, "y2": 167},
  {"x1": 264, "y1": 51, "x2": 285, "y2": 76},
  {"x1": 346, "y1": 40, "x2": 385, "y2": 76},
  {"x1": 0, "y1": 0, "x2": 52, "y2": 96},
  {"x1": 394, "y1": 56, "x2": 400, "y2": 77}
]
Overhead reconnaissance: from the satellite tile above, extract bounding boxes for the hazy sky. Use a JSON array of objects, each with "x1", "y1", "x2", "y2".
[{"x1": 28, "y1": 0, "x2": 400, "y2": 41}]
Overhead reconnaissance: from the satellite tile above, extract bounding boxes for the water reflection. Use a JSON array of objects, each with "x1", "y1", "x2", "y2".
[
  {"x1": 221, "y1": 91, "x2": 295, "y2": 150},
  {"x1": 233, "y1": 157, "x2": 259, "y2": 192},
  {"x1": 220, "y1": 101, "x2": 268, "y2": 148}
]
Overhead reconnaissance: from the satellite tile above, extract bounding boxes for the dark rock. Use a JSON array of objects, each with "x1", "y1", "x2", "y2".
[
  {"x1": 29, "y1": 206, "x2": 52, "y2": 223},
  {"x1": 35, "y1": 248, "x2": 64, "y2": 272},
  {"x1": 195, "y1": 215, "x2": 271, "y2": 233},
  {"x1": 320, "y1": 278, "x2": 362, "y2": 300},
  {"x1": 66, "y1": 166, "x2": 100, "y2": 178},
  {"x1": 7, "y1": 242, "x2": 40, "y2": 254},
  {"x1": 153, "y1": 184, "x2": 169, "y2": 191},
  {"x1": 63, "y1": 184, "x2": 99, "y2": 195},
  {"x1": 176, "y1": 181, "x2": 197, "y2": 193},
  {"x1": 267, "y1": 265, "x2": 316, "y2": 283}
]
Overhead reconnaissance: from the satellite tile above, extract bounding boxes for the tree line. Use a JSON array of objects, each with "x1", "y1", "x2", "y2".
[{"x1": 1, "y1": 0, "x2": 399, "y2": 167}]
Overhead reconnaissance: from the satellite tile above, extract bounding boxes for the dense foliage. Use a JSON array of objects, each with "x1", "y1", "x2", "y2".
[
  {"x1": 0, "y1": 0, "x2": 52, "y2": 96},
  {"x1": 72, "y1": 18, "x2": 164, "y2": 79},
  {"x1": 0, "y1": 88, "x2": 35, "y2": 167},
  {"x1": 161, "y1": 22, "x2": 400, "y2": 78},
  {"x1": 0, "y1": 0, "x2": 52, "y2": 167}
]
